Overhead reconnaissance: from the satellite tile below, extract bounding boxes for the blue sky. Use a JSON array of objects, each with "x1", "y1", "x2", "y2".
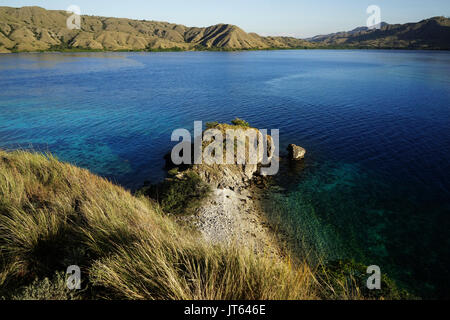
[{"x1": 1, "y1": 0, "x2": 449, "y2": 37}]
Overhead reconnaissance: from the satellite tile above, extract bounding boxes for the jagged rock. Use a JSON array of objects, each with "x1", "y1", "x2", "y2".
[
  {"x1": 287, "y1": 144, "x2": 306, "y2": 160},
  {"x1": 172, "y1": 122, "x2": 281, "y2": 256}
]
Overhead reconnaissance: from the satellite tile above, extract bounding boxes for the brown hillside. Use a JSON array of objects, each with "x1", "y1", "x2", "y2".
[{"x1": 0, "y1": 6, "x2": 312, "y2": 52}]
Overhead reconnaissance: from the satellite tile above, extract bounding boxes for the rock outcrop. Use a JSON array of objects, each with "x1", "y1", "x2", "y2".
[
  {"x1": 168, "y1": 123, "x2": 275, "y2": 191},
  {"x1": 171, "y1": 122, "x2": 280, "y2": 255},
  {"x1": 287, "y1": 144, "x2": 306, "y2": 160}
]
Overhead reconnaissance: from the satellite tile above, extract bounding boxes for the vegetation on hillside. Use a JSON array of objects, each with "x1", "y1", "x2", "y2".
[
  {"x1": 231, "y1": 118, "x2": 250, "y2": 128},
  {"x1": 0, "y1": 149, "x2": 318, "y2": 300},
  {"x1": 137, "y1": 171, "x2": 211, "y2": 215}
]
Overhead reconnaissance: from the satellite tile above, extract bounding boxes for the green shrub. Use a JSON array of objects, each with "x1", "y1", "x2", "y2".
[
  {"x1": 231, "y1": 118, "x2": 250, "y2": 127},
  {"x1": 6, "y1": 272, "x2": 81, "y2": 300},
  {"x1": 205, "y1": 121, "x2": 219, "y2": 129},
  {"x1": 168, "y1": 167, "x2": 179, "y2": 176},
  {"x1": 137, "y1": 172, "x2": 211, "y2": 215}
]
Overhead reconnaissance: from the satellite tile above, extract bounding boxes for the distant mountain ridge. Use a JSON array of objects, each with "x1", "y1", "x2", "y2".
[
  {"x1": 0, "y1": 6, "x2": 312, "y2": 53},
  {"x1": 308, "y1": 22, "x2": 390, "y2": 42},
  {"x1": 308, "y1": 18, "x2": 450, "y2": 49},
  {"x1": 0, "y1": 6, "x2": 449, "y2": 53}
]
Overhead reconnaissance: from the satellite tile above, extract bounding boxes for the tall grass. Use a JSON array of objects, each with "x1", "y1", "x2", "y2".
[{"x1": 0, "y1": 149, "x2": 319, "y2": 300}]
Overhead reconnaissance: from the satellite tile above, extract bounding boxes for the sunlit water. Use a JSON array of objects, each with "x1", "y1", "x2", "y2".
[{"x1": 0, "y1": 50, "x2": 449, "y2": 298}]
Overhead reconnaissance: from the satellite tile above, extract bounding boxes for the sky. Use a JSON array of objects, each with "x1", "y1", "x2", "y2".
[{"x1": 1, "y1": 0, "x2": 449, "y2": 38}]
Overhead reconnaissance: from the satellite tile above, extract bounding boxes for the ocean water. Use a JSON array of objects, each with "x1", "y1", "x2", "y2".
[{"x1": 0, "y1": 50, "x2": 449, "y2": 298}]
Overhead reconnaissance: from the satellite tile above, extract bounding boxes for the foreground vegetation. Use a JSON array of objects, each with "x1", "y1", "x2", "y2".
[
  {"x1": 0, "y1": 149, "x2": 412, "y2": 300},
  {"x1": 0, "y1": 150, "x2": 318, "y2": 300}
]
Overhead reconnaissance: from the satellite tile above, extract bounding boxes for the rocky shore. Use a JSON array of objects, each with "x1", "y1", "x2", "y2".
[
  {"x1": 169, "y1": 124, "x2": 308, "y2": 257},
  {"x1": 186, "y1": 161, "x2": 281, "y2": 256}
]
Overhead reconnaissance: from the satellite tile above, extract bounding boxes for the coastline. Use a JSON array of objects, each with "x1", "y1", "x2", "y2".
[
  {"x1": 2, "y1": 4, "x2": 447, "y2": 302},
  {"x1": 0, "y1": 139, "x2": 417, "y2": 299},
  {"x1": 2, "y1": 46, "x2": 449, "y2": 55}
]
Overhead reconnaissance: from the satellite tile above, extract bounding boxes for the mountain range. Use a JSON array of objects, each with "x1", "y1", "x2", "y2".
[
  {"x1": 0, "y1": 6, "x2": 449, "y2": 53},
  {"x1": 308, "y1": 18, "x2": 450, "y2": 49}
]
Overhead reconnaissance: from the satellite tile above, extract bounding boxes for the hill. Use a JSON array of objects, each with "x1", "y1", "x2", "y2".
[
  {"x1": 0, "y1": 149, "x2": 318, "y2": 299},
  {"x1": 0, "y1": 6, "x2": 312, "y2": 53},
  {"x1": 308, "y1": 17, "x2": 450, "y2": 50},
  {"x1": 1, "y1": 7, "x2": 448, "y2": 53}
]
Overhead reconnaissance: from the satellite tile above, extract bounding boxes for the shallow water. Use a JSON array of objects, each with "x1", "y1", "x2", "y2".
[{"x1": 0, "y1": 50, "x2": 449, "y2": 298}]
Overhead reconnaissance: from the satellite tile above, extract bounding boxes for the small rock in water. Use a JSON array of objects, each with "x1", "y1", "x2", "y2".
[{"x1": 287, "y1": 144, "x2": 306, "y2": 160}]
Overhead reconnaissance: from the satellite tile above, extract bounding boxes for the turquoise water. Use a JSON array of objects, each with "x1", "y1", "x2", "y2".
[{"x1": 0, "y1": 50, "x2": 449, "y2": 298}]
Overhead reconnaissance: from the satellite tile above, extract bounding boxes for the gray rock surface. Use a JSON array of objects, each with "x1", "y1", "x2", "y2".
[{"x1": 190, "y1": 187, "x2": 278, "y2": 256}]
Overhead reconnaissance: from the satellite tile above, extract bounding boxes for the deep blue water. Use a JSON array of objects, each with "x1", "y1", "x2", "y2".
[{"x1": 0, "y1": 50, "x2": 449, "y2": 298}]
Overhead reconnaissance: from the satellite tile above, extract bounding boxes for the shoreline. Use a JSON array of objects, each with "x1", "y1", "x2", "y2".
[{"x1": 2, "y1": 47, "x2": 450, "y2": 55}]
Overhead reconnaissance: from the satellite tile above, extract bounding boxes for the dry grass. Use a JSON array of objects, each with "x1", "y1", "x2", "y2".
[{"x1": 0, "y1": 149, "x2": 321, "y2": 300}]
